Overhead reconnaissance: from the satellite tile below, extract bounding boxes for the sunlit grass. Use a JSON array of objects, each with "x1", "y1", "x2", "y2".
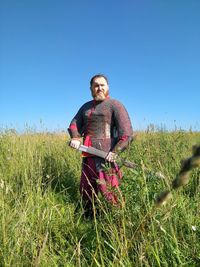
[{"x1": 0, "y1": 129, "x2": 199, "y2": 266}]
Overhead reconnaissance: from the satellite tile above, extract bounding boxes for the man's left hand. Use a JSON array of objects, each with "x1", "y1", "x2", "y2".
[{"x1": 106, "y1": 152, "x2": 118, "y2": 163}]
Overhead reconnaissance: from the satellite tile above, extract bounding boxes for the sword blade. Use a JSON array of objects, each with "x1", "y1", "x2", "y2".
[
  {"x1": 78, "y1": 145, "x2": 137, "y2": 169},
  {"x1": 78, "y1": 145, "x2": 107, "y2": 158}
]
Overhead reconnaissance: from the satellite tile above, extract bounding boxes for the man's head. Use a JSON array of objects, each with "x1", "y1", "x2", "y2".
[{"x1": 90, "y1": 74, "x2": 109, "y2": 101}]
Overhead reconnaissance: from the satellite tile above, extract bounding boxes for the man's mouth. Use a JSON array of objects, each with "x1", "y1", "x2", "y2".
[{"x1": 97, "y1": 91, "x2": 104, "y2": 94}]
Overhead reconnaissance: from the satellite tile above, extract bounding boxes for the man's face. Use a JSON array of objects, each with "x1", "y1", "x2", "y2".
[{"x1": 91, "y1": 77, "x2": 109, "y2": 101}]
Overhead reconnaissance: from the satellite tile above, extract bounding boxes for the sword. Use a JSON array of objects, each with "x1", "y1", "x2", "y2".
[{"x1": 76, "y1": 144, "x2": 137, "y2": 169}]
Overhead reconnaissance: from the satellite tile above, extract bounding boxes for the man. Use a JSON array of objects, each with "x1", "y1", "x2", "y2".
[{"x1": 68, "y1": 74, "x2": 133, "y2": 217}]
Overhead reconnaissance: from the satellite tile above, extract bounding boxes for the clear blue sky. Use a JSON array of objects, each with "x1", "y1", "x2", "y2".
[{"x1": 1, "y1": 0, "x2": 200, "y2": 132}]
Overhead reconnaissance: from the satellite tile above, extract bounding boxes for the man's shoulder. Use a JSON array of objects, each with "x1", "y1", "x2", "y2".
[
  {"x1": 80, "y1": 100, "x2": 94, "y2": 109},
  {"x1": 83, "y1": 100, "x2": 93, "y2": 105},
  {"x1": 108, "y1": 98, "x2": 125, "y2": 108}
]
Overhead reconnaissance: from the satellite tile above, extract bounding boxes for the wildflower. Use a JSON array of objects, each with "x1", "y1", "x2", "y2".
[
  {"x1": 155, "y1": 171, "x2": 166, "y2": 179},
  {"x1": 191, "y1": 225, "x2": 197, "y2": 231}
]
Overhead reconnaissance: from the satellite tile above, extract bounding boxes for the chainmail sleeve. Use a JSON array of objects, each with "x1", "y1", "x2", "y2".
[
  {"x1": 68, "y1": 106, "x2": 84, "y2": 139},
  {"x1": 111, "y1": 100, "x2": 133, "y2": 153}
]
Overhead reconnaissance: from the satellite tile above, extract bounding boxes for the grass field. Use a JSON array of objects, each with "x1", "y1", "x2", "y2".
[{"x1": 0, "y1": 129, "x2": 199, "y2": 266}]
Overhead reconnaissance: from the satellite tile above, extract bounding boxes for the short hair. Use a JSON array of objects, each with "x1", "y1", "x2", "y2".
[{"x1": 90, "y1": 74, "x2": 109, "y2": 87}]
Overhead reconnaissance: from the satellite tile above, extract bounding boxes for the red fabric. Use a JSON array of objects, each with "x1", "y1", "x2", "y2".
[
  {"x1": 84, "y1": 135, "x2": 92, "y2": 146},
  {"x1": 82, "y1": 136, "x2": 93, "y2": 157},
  {"x1": 80, "y1": 157, "x2": 121, "y2": 205},
  {"x1": 119, "y1": 135, "x2": 129, "y2": 141},
  {"x1": 69, "y1": 123, "x2": 78, "y2": 130}
]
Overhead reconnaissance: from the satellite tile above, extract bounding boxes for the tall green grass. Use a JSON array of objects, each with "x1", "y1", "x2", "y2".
[{"x1": 0, "y1": 129, "x2": 199, "y2": 266}]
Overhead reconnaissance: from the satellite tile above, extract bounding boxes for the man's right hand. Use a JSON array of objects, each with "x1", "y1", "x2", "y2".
[{"x1": 69, "y1": 139, "x2": 81, "y2": 149}]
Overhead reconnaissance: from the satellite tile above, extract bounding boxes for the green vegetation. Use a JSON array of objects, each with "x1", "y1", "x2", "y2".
[{"x1": 0, "y1": 130, "x2": 199, "y2": 266}]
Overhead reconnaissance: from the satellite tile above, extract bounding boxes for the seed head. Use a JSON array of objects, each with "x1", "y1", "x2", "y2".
[
  {"x1": 155, "y1": 190, "x2": 172, "y2": 207},
  {"x1": 172, "y1": 172, "x2": 190, "y2": 189},
  {"x1": 190, "y1": 156, "x2": 200, "y2": 168},
  {"x1": 192, "y1": 145, "x2": 200, "y2": 157}
]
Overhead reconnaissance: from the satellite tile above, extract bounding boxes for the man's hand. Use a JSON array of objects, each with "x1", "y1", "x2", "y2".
[
  {"x1": 106, "y1": 152, "x2": 118, "y2": 163},
  {"x1": 69, "y1": 139, "x2": 81, "y2": 149}
]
